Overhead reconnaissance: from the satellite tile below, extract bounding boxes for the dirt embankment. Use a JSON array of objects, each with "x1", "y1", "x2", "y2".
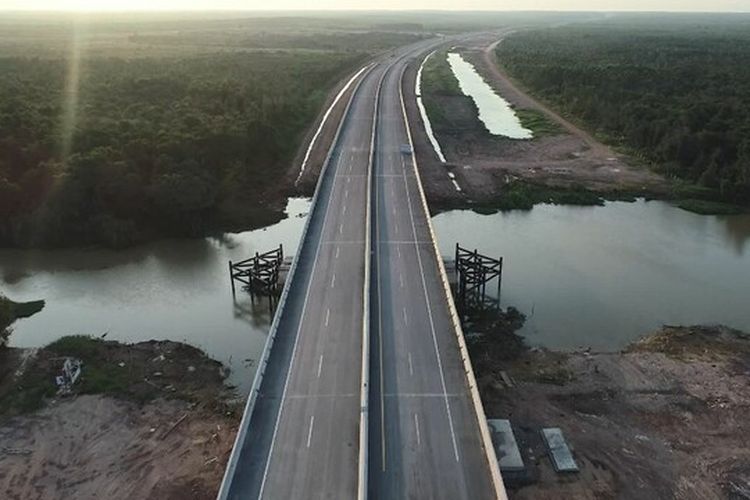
[
  {"x1": 405, "y1": 33, "x2": 669, "y2": 211},
  {"x1": 291, "y1": 64, "x2": 368, "y2": 195},
  {"x1": 0, "y1": 338, "x2": 241, "y2": 500},
  {"x1": 474, "y1": 320, "x2": 750, "y2": 499}
]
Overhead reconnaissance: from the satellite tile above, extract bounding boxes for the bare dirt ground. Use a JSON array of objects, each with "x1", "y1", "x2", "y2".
[
  {"x1": 292, "y1": 64, "x2": 367, "y2": 195},
  {"x1": 404, "y1": 32, "x2": 669, "y2": 208},
  {"x1": 477, "y1": 324, "x2": 750, "y2": 499},
  {"x1": 0, "y1": 340, "x2": 240, "y2": 500}
]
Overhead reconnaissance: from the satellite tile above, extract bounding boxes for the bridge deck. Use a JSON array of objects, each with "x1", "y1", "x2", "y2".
[
  {"x1": 220, "y1": 38, "x2": 504, "y2": 500},
  {"x1": 220, "y1": 60, "x2": 378, "y2": 500},
  {"x1": 367, "y1": 56, "x2": 496, "y2": 500}
]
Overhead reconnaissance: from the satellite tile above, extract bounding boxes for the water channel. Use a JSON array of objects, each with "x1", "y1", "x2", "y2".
[{"x1": 446, "y1": 52, "x2": 532, "y2": 139}]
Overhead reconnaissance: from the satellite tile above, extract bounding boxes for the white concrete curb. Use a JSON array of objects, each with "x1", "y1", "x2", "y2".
[{"x1": 358, "y1": 63, "x2": 387, "y2": 500}]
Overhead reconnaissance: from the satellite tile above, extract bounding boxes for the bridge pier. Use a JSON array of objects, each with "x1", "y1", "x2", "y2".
[{"x1": 229, "y1": 245, "x2": 286, "y2": 310}]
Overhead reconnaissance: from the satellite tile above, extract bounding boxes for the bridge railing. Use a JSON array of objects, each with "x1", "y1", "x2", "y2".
[{"x1": 217, "y1": 62, "x2": 374, "y2": 499}]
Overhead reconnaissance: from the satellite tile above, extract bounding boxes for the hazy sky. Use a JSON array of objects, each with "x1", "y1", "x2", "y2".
[{"x1": 1, "y1": 0, "x2": 749, "y2": 11}]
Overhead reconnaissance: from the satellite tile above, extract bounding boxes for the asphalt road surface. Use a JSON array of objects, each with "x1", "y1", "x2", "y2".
[
  {"x1": 222, "y1": 62, "x2": 375, "y2": 500},
  {"x1": 367, "y1": 54, "x2": 496, "y2": 499},
  {"x1": 221, "y1": 37, "x2": 498, "y2": 500}
]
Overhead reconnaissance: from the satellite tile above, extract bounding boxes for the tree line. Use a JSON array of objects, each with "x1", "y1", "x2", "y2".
[
  {"x1": 0, "y1": 51, "x2": 364, "y2": 247},
  {"x1": 497, "y1": 23, "x2": 750, "y2": 204}
]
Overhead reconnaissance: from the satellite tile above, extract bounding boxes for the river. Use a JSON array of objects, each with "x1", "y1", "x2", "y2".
[
  {"x1": 0, "y1": 198, "x2": 311, "y2": 394},
  {"x1": 2, "y1": 198, "x2": 749, "y2": 393},
  {"x1": 432, "y1": 200, "x2": 750, "y2": 350}
]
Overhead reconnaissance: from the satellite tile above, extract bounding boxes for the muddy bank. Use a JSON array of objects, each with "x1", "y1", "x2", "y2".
[
  {"x1": 471, "y1": 315, "x2": 750, "y2": 499},
  {"x1": 405, "y1": 33, "x2": 671, "y2": 215},
  {"x1": 0, "y1": 337, "x2": 241, "y2": 500}
]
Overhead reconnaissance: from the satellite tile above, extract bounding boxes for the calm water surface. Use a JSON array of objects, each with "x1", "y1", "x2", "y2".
[
  {"x1": 432, "y1": 200, "x2": 750, "y2": 350},
  {"x1": 447, "y1": 52, "x2": 532, "y2": 139},
  {"x1": 3, "y1": 198, "x2": 749, "y2": 392},
  {"x1": 0, "y1": 198, "x2": 311, "y2": 393}
]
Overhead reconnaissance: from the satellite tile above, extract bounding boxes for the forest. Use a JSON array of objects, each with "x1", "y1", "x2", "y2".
[
  {"x1": 0, "y1": 16, "x2": 381, "y2": 248},
  {"x1": 497, "y1": 18, "x2": 750, "y2": 204}
]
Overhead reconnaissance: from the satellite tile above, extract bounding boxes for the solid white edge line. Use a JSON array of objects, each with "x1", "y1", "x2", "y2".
[
  {"x1": 296, "y1": 65, "x2": 370, "y2": 185},
  {"x1": 399, "y1": 58, "x2": 509, "y2": 500},
  {"x1": 415, "y1": 50, "x2": 447, "y2": 163}
]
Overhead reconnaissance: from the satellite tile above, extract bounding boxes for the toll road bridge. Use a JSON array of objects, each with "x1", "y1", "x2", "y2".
[{"x1": 218, "y1": 38, "x2": 507, "y2": 500}]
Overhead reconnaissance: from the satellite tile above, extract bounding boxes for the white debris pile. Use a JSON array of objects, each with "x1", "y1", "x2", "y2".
[{"x1": 55, "y1": 357, "x2": 82, "y2": 396}]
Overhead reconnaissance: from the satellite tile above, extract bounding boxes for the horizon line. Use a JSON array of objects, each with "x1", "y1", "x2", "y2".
[{"x1": 2, "y1": 8, "x2": 750, "y2": 14}]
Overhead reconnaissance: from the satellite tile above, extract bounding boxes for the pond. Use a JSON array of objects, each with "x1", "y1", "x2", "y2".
[
  {"x1": 432, "y1": 200, "x2": 750, "y2": 351},
  {"x1": 0, "y1": 198, "x2": 312, "y2": 394},
  {"x1": 447, "y1": 52, "x2": 532, "y2": 139}
]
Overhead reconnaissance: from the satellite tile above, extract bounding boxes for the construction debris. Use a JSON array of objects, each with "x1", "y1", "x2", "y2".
[
  {"x1": 55, "y1": 358, "x2": 82, "y2": 396},
  {"x1": 488, "y1": 419, "x2": 525, "y2": 473},
  {"x1": 541, "y1": 428, "x2": 579, "y2": 473}
]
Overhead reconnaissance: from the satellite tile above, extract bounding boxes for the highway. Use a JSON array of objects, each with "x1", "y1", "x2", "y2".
[
  {"x1": 220, "y1": 57, "x2": 377, "y2": 499},
  {"x1": 219, "y1": 37, "x2": 503, "y2": 500},
  {"x1": 368, "y1": 53, "x2": 498, "y2": 499}
]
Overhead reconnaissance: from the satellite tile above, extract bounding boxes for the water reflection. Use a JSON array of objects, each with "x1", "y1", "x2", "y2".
[
  {"x1": 721, "y1": 214, "x2": 750, "y2": 255},
  {"x1": 0, "y1": 198, "x2": 311, "y2": 394},
  {"x1": 431, "y1": 200, "x2": 750, "y2": 351},
  {"x1": 447, "y1": 52, "x2": 532, "y2": 139}
]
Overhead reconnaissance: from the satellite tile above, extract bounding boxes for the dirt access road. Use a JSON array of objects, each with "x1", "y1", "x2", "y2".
[{"x1": 483, "y1": 35, "x2": 611, "y2": 157}]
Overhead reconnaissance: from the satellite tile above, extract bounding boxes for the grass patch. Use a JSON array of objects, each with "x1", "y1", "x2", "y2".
[
  {"x1": 11, "y1": 300, "x2": 45, "y2": 319},
  {"x1": 420, "y1": 51, "x2": 469, "y2": 132},
  {"x1": 422, "y1": 51, "x2": 462, "y2": 96},
  {"x1": 0, "y1": 336, "x2": 145, "y2": 416},
  {"x1": 670, "y1": 182, "x2": 747, "y2": 215},
  {"x1": 516, "y1": 108, "x2": 563, "y2": 137},
  {"x1": 676, "y1": 199, "x2": 745, "y2": 215},
  {"x1": 0, "y1": 335, "x2": 230, "y2": 417},
  {"x1": 476, "y1": 181, "x2": 608, "y2": 212},
  {"x1": 0, "y1": 357, "x2": 57, "y2": 415},
  {"x1": 628, "y1": 325, "x2": 750, "y2": 363}
]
